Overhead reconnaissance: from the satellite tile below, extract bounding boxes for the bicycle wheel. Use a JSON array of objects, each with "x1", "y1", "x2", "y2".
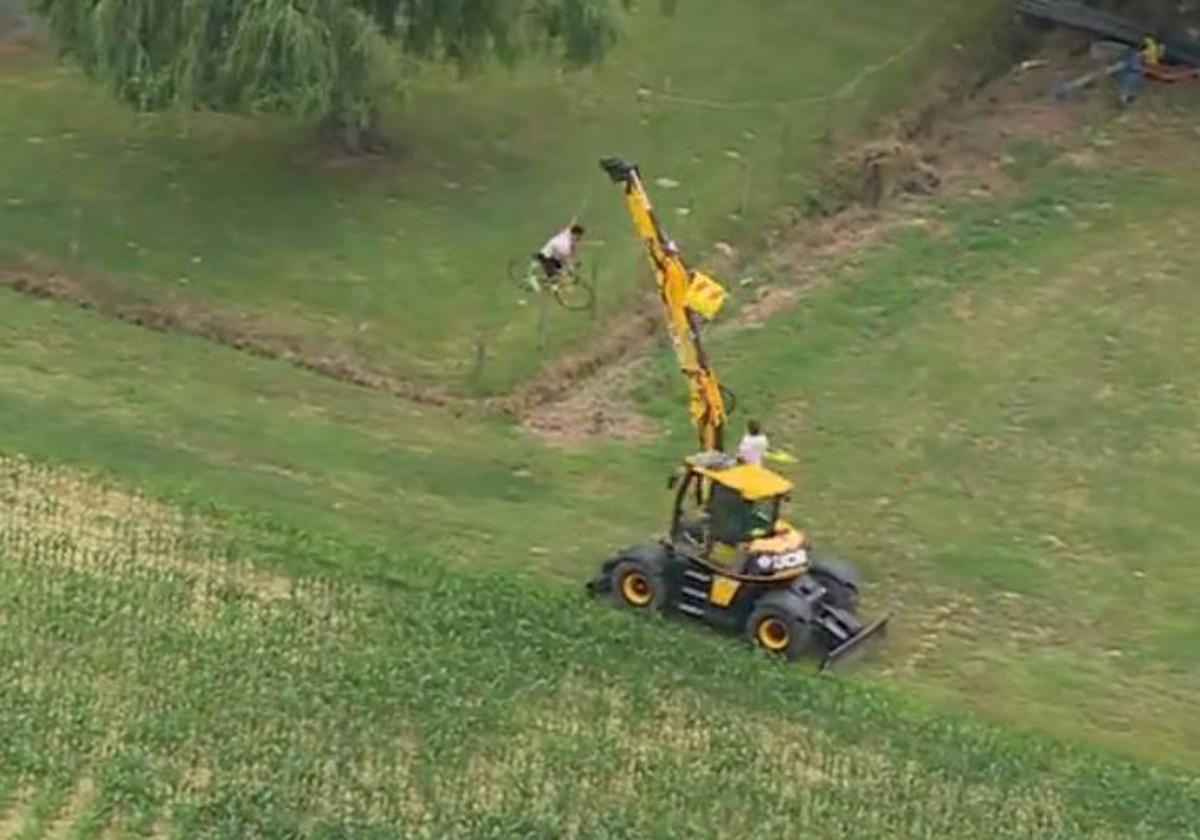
[{"x1": 553, "y1": 271, "x2": 595, "y2": 311}]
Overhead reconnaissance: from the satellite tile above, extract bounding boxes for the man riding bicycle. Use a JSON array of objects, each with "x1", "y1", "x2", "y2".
[{"x1": 530, "y1": 223, "x2": 585, "y2": 291}]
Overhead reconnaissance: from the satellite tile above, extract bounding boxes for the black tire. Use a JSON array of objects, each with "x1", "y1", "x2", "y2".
[
  {"x1": 811, "y1": 570, "x2": 859, "y2": 612},
  {"x1": 808, "y1": 554, "x2": 862, "y2": 612},
  {"x1": 611, "y1": 558, "x2": 666, "y2": 611},
  {"x1": 746, "y1": 594, "x2": 812, "y2": 661},
  {"x1": 553, "y1": 269, "x2": 595, "y2": 311}
]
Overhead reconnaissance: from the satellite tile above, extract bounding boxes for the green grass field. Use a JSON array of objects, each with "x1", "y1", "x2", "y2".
[
  {"x1": 3, "y1": 94, "x2": 1200, "y2": 777},
  {"x1": 0, "y1": 1, "x2": 998, "y2": 394},
  {"x1": 5, "y1": 2, "x2": 1200, "y2": 835},
  {"x1": 2, "y1": 459, "x2": 1197, "y2": 838}
]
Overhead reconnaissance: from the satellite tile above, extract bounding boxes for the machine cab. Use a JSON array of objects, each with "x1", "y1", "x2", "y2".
[{"x1": 670, "y1": 452, "x2": 809, "y2": 576}]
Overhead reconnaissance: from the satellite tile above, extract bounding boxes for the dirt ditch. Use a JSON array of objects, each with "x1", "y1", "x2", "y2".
[{"x1": 2, "y1": 267, "x2": 463, "y2": 409}]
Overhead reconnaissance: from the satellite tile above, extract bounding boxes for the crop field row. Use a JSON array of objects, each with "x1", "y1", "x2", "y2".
[{"x1": 1, "y1": 456, "x2": 1198, "y2": 838}]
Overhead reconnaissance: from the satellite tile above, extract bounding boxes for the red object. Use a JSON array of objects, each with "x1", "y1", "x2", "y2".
[{"x1": 1147, "y1": 64, "x2": 1199, "y2": 83}]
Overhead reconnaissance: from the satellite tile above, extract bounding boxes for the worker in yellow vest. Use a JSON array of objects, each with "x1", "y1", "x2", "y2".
[{"x1": 1141, "y1": 36, "x2": 1165, "y2": 68}]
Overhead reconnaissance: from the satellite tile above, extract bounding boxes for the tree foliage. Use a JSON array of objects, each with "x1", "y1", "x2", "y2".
[
  {"x1": 29, "y1": 0, "x2": 629, "y2": 145},
  {"x1": 362, "y1": 0, "x2": 627, "y2": 69}
]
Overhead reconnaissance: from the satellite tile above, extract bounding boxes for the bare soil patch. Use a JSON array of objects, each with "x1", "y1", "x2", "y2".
[
  {"x1": 0, "y1": 455, "x2": 298, "y2": 606},
  {"x1": 517, "y1": 356, "x2": 661, "y2": 446},
  {"x1": 0, "y1": 786, "x2": 33, "y2": 839}
]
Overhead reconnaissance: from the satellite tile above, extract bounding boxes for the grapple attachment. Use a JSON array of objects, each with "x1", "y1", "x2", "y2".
[
  {"x1": 600, "y1": 156, "x2": 638, "y2": 183},
  {"x1": 819, "y1": 612, "x2": 890, "y2": 671}
]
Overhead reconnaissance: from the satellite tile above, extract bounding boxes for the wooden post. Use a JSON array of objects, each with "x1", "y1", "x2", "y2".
[
  {"x1": 589, "y1": 261, "x2": 599, "y2": 321},
  {"x1": 470, "y1": 333, "x2": 487, "y2": 392},
  {"x1": 70, "y1": 206, "x2": 82, "y2": 261},
  {"x1": 536, "y1": 294, "x2": 549, "y2": 350}
]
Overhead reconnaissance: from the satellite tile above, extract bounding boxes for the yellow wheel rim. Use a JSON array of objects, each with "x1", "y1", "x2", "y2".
[
  {"x1": 620, "y1": 571, "x2": 654, "y2": 607},
  {"x1": 756, "y1": 617, "x2": 790, "y2": 652}
]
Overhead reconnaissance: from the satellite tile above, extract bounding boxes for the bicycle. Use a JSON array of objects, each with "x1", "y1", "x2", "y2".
[{"x1": 508, "y1": 255, "x2": 596, "y2": 312}]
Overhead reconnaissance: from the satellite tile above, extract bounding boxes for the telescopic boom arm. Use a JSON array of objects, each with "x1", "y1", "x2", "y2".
[{"x1": 600, "y1": 157, "x2": 730, "y2": 452}]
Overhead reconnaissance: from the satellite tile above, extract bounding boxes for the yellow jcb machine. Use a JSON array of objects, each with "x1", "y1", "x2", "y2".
[{"x1": 587, "y1": 157, "x2": 888, "y2": 667}]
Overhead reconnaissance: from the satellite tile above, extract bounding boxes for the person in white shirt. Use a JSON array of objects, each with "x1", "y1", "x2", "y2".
[
  {"x1": 737, "y1": 420, "x2": 769, "y2": 466},
  {"x1": 533, "y1": 223, "x2": 585, "y2": 285}
]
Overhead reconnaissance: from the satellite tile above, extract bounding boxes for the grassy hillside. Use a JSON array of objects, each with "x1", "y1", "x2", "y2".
[
  {"x1": 0, "y1": 1, "x2": 1000, "y2": 394},
  {"x1": 3, "y1": 91, "x2": 1200, "y2": 772},
  {"x1": 2, "y1": 458, "x2": 1197, "y2": 838},
  {"x1": 0, "y1": 284, "x2": 649, "y2": 579},
  {"x1": 653, "y1": 115, "x2": 1200, "y2": 765},
  {"x1": 5, "y1": 6, "x2": 1200, "y2": 833},
  {"x1": 7, "y1": 93, "x2": 1200, "y2": 772}
]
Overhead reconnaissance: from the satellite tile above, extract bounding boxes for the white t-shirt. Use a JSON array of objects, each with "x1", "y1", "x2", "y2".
[
  {"x1": 738, "y1": 433, "x2": 768, "y2": 466},
  {"x1": 540, "y1": 229, "x2": 577, "y2": 263}
]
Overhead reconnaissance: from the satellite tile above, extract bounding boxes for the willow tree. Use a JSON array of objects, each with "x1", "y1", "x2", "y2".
[
  {"x1": 29, "y1": 0, "x2": 629, "y2": 150},
  {"x1": 362, "y1": 0, "x2": 626, "y2": 68}
]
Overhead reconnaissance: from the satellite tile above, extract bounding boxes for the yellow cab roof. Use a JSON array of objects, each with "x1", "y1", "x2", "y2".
[{"x1": 693, "y1": 462, "x2": 793, "y2": 501}]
